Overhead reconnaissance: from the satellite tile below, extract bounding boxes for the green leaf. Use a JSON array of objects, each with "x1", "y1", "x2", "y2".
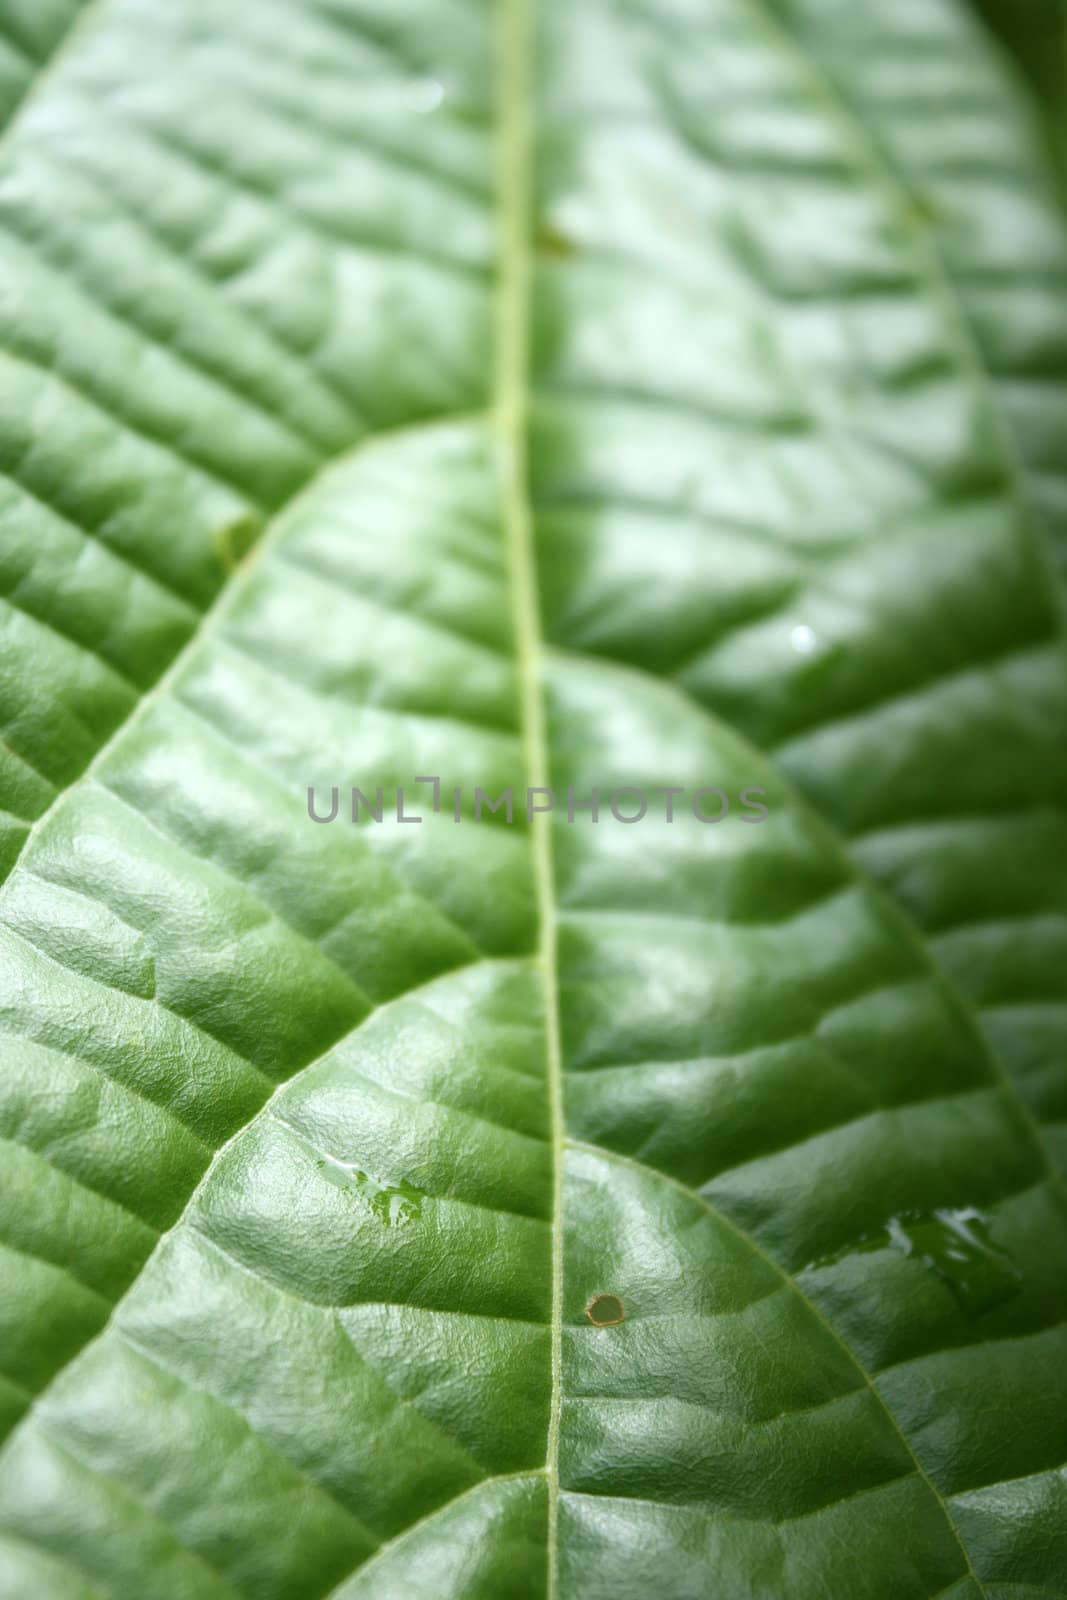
[
  {"x1": 0, "y1": 1, "x2": 1065, "y2": 1597},
  {"x1": 768, "y1": 0, "x2": 1067, "y2": 586},
  {"x1": 968, "y1": 0, "x2": 1067, "y2": 192}
]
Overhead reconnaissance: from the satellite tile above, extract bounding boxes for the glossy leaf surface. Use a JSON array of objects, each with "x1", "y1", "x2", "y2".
[{"x1": 1, "y1": 1, "x2": 1066, "y2": 1596}]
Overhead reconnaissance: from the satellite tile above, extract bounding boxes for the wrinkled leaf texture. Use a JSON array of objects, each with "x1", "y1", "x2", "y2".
[{"x1": 1, "y1": 0, "x2": 1067, "y2": 1596}]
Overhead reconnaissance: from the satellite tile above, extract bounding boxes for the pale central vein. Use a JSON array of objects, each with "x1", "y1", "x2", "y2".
[{"x1": 493, "y1": 1, "x2": 564, "y2": 1595}]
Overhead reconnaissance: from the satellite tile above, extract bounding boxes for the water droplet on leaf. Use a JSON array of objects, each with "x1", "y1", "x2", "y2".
[
  {"x1": 790, "y1": 623, "x2": 818, "y2": 655},
  {"x1": 367, "y1": 1178, "x2": 423, "y2": 1227},
  {"x1": 887, "y1": 1207, "x2": 1021, "y2": 1315},
  {"x1": 410, "y1": 77, "x2": 444, "y2": 113},
  {"x1": 313, "y1": 1155, "x2": 423, "y2": 1226},
  {"x1": 809, "y1": 1206, "x2": 1021, "y2": 1316}
]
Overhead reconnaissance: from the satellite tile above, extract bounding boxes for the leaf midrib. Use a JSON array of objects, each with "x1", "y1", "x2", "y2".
[{"x1": 493, "y1": 1, "x2": 566, "y2": 1595}]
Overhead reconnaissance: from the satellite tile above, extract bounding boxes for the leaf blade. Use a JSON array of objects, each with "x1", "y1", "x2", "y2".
[{"x1": 1, "y1": 0, "x2": 1066, "y2": 1595}]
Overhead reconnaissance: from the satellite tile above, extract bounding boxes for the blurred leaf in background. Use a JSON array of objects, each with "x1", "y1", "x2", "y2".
[{"x1": 972, "y1": 0, "x2": 1067, "y2": 190}]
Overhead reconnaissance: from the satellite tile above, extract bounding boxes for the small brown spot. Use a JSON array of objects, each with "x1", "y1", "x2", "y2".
[
  {"x1": 585, "y1": 1293, "x2": 625, "y2": 1327},
  {"x1": 535, "y1": 221, "x2": 577, "y2": 259},
  {"x1": 907, "y1": 191, "x2": 943, "y2": 228},
  {"x1": 214, "y1": 512, "x2": 260, "y2": 575}
]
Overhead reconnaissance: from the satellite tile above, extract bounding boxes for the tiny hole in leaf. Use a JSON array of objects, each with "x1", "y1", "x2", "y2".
[{"x1": 586, "y1": 1293, "x2": 625, "y2": 1327}]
